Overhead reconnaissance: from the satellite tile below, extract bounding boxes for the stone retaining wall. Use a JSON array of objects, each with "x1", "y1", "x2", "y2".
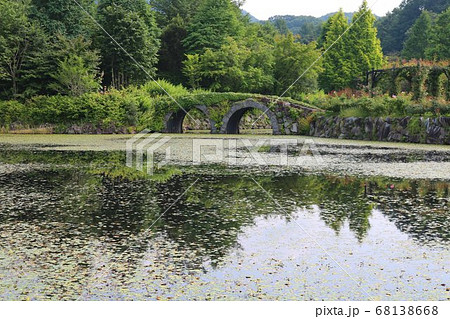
[{"x1": 309, "y1": 116, "x2": 450, "y2": 145}]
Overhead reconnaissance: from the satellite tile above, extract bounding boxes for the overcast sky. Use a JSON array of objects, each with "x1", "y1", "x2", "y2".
[{"x1": 242, "y1": 0, "x2": 403, "y2": 20}]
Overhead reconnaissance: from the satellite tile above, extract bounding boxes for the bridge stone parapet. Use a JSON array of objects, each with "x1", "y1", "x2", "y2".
[{"x1": 163, "y1": 97, "x2": 321, "y2": 135}]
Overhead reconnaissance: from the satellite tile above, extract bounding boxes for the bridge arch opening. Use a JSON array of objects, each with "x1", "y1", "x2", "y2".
[
  {"x1": 220, "y1": 100, "x2": 281, "y2": 135},
  {"x1": 165, "y1": 105, "x2": 217, "y2": 134},
  {"x1": 238, "y1": 108, "x2": 273, "y2": 135}
]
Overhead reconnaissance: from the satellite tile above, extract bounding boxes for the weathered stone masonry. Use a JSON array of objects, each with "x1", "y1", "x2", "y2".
[
  {"x1": 163, "y1": 97, "x2": 449, "y2": 145},
  {"x1": 310, "y1": 116, "x2": 450, "y2": 145}
]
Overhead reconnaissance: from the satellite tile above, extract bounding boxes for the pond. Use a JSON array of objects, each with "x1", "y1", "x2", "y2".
[{"x1": 0, "y1": 136, "x2": 449, "y2": 301}]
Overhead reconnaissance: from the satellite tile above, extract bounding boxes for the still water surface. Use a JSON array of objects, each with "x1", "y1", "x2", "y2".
[{"x1": 0, "y1": 145, "x2": 449, "y2": 300}]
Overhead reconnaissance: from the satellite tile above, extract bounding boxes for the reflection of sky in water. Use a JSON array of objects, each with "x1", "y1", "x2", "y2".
[
  {"x1": 0, "y1": 149, "x2": 449, "y2": 300},
  {"x1": 195, "y1": 209, "x2": 449, "y2": 301}
]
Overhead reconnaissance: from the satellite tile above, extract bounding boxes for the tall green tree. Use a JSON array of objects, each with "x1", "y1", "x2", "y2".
[
  {"x1": 402, "y1": 10, "x2": 432, "y2": 59},
  {"x1": 183, "y1": 36, "x2": 274, "y2": 93},
  {"x1": 51, "y1": 35, "x2": 100, "y2": 74},
  {"x1": 347, "y1": 1, "x2": 384, "y2": 74},
  {"x1": 96, "y1": 0, "x2": 160, "y2": 88},
  {"x1": 49, "y1": 35, "x2": 101, "y2": 96},
  {"x1": 319, "y1": 10, "x2": 352, "y2": 92},
  {"x1": 273, "y1": 33, "x2": 322, "y2": 95},
  {"x1": 30, "y1": 0, "x2": 96, "y2": 38},
  {"x1": 183, "y1": 0, "x2": 243, "y2": 54},
  {"x1": 24, "y1": 0, "x2": 99, "y2": 97},
  {"x1": 319, "y1": 2, "x2": 384, "y2": 92},
  {"x1": 49, "y1": 55, "x2": 101, "y2": 96},
  {"x1": 150, "y1": 0, "x2": 205, "y2": 83},
  {"x1": 0, "y1": 0, "x2": 48, "y2": 98},
  {"x1": 317, "y1": 18, "x2": 333, "y2": 49},
  {"x1": 157, "y1": 15, "x2": 188, "y2": 83},
  {"x1": 426, "y1": 8, "x2": 450, "y2": 60},
  {"x1": 150, "y1": 0, "x2": 203, "y2": 25}
]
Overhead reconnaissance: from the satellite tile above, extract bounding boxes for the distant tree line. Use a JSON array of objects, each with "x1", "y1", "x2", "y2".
[
  {"x1": 376, "y1": 0, "x2": 449, "y2": 55},
  {"x1": 267, "y1": 12, "x2": 357, "y2": 45},
  {"x1": 268, "y1": 0, "x2": 450, "y2": 61}
]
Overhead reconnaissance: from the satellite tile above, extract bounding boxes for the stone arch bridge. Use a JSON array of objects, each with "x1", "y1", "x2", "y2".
[{"x1": 164, "y1": 98, "x2": 321, "y2": 135}]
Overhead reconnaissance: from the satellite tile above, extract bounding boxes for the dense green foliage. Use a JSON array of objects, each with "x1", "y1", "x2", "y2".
[
  {"x1": 96, "y1": 0, "x2": 160, "y2": 87},
  {"x1": 0, "y1": 0, "x2": 448, "y2": 133},
  {"x1": 376, "y1": 0, "x2": 449, "y2": 55},
  {"x1": 183, "y1": 0, "x2": 243, "y2": 55},
  {"x1": 0, "y1": 0, "x2": 101, "y2": 98},
  {"x1": 49, "y1": 55, "x2": 101, "y2": 97},
  {"x1": 48, "y1": 36, "x2": 102, "y2": 97},
  {"x1": 183, "y1": 36, "x2": 275, "y2": 93},
  {"x1": 272, "y1": 34, "x2": 322, "y2": 95},
  {"x1": 319, "y1": 4, "x2": 384, "y2": 92},
  {"x1": 402, "y1": 11, "x2": 432, "y2": 60},
  {"x1": 150, "y1": 0, "x2": 203, "y2": 83},
  {"x1": 347, "y1": 2, "x2": 384, "y2": 72},
  {"x1": 401, "y1": 8, "x2": 450, "y2": 61},
  {"x1": 183, "y1": 32, "x2": 321, "y2": 95},
  {"x1": 299, "y1": 91, "x2": 450, "y2": 118},
  {"x1": 30, "y1": 0, "x2": 96, "y2": 38},
  {"x1": 425, "y1": 8, "x2": 450, "y2": 60},
  {"x1": 319, "y1": 11, "x2": 352, "y2": 92},
  {"x1": 0, "y1": 0, "x2": 48, "y2": 97}
]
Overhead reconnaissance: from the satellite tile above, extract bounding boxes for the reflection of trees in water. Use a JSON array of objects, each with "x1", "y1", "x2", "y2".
[
  {"x1": 0, "y1": 168, "x2": 160, "y2": 239},
  {"x1": 1, "y1": 153, "x2": 449, "y2": 268},
  {"x1": 370, "y1": 180, "x2": 450, "y2": 245},
  {"x1": 159, "y1": 174, "x2": 449, "y2": 257},
  {"x1": 0, "y1": 169, "x2": 75, "y2": 222},
  {"x1": 156, "y1": 175, "x2": 274, "y2": 265},
  {"x1": 264, "y1": 175, "x2": 373, "y2": 241}
]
